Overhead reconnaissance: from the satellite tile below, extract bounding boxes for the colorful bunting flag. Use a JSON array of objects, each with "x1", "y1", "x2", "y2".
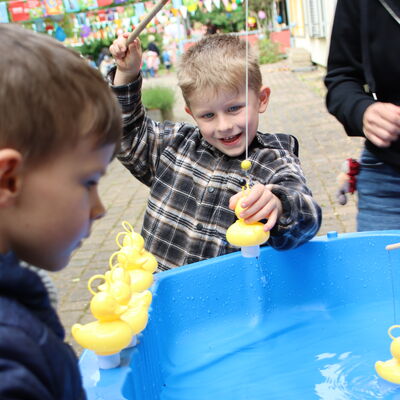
[
  {"x1": 79, "y1": 0, "x2": 97, "y2": 10},
  {"x1": 97, "y1": 8, "x2": 105, "y2": 19},
  {"x1": 8, "y1": 0, "x2": 30, "y2": 21},
  {"x1": 97, "y1": 0, "x2": 112, "y2": 7},
  {"x1": 0, "y1": 1, "x2": 9, "y2": 22},
  {"x1": 203, "y1": 0, "x2": 212, "y2": 12},
  {"x1": 63, "y1": 0, "x2": 80, "y2": 12},
  {"x1": 134, "y1": 2, "x2": 144, "y2": 16},
  {"x1": 131, "y1": 14, "x2": 138, "y2": 25},
  {"x1": 27, "y1": 0, "x2": 44, "y2": 19},
  {"x1": 43, "y1": 0, "x2": 64, "y2": 15}
]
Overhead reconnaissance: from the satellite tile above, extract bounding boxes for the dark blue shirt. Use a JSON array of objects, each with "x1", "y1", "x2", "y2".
[{"x1": 0, "y1": 252, "x2": 86, "y2": 400}]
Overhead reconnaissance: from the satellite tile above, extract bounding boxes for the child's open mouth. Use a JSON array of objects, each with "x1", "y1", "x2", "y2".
[{"x1": 220, "y1": 133, "x2": 242, "y2": 145}]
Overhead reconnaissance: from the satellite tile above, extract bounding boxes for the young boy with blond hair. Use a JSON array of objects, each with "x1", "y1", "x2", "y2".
[
  {"x1": 0, "y1": 24, "x2": 122, "y2": 399},
  {"x1": 109, "y1": 33, "x2": 321, "y2": 271}
]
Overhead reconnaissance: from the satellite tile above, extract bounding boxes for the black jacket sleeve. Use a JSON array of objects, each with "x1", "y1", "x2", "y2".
[{"x1": 324, "y1": 0, "x2": 375, "y2": 137}]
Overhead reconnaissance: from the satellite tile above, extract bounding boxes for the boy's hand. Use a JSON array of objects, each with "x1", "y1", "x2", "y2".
[
  {"x1": 363, "y1": 102, "x2": 400, "y2": 148},
  {"x1": 109, "y1": 33, "x2": 142, "y2": 85},
  {"x1": 229, "y1": 183, "x2": 283, "y2": 232}
]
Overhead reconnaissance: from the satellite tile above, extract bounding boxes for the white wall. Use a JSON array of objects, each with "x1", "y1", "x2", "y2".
[{"x1": 291, "y1": 0, "x2": 337, "y2": 67}]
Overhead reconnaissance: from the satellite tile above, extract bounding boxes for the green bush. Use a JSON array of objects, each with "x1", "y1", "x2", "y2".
[
  {"x1": 142, "y1": 86, "x2": 175, "y2": 120},
  {"x1": 258, "y1": 37, "x2": 282, "y2": 65},
  {"x1": 142, "y1": 86, "x2": 175, "y2": 111}
]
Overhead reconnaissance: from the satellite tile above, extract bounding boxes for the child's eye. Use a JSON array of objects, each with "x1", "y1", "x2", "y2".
[
  {"x1": 84, "y1": 180, "x2": 98, "y2": 189},
  {"x1": 201, "y1": 112, "x2": 214, "y2": 119},
  {"x1": 228, "y1": 105, "x2": 242, "y2": 112}
]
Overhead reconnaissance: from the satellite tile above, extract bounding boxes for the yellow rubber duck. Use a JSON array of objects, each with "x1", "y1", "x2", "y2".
[
  {"x1": 71, "y1": 292, "x2": 133, "y2": 356},
  {"x1": 120, "y1": 291, "x2": 153, "y2": 335},
  {"x1": 226, "y1": 195, "x2": 270, "y2": 257},
  {"x1": 128, "y1": 290, "x2": 152, "y2": 309},
  {"x1": 116, "y1": 221, "x2": 146, "y2": 250},
  {"x1": 89, "y1": 265, "x2": 153, "y2": 304},
  {"x1": 136, "y1": 250, "x2": 158, "y2": 273},
  {"x1": 129, "y1": 269, "x2": 154, "y2": 292},
  {"x1": 115, "y1": 221, "x2": 158, "y2": 273},
  {"x1": 109, "y1": 252, "x2": 154, "y2": 292},
  {"x1": 112, "y1": 244, "x2": 158, "y2": 274},
  {"x1": 88, "y1": 267, "x2": 132, "y2": 305},
  {"x1": 375, "y1": 325, "x2": 400, "y2": 384}
]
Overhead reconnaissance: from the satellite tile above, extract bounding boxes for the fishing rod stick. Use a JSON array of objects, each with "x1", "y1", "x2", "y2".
[{"x1": 126, "y1": 0, "x2": 169, "y2": 45}]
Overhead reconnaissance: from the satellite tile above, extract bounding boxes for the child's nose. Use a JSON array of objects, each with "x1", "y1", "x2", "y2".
[
  {"x1": 217, "y1": 115, "x2": 233, "y2": 132},
  {"x1": 91, "y1": 193, "x2": 106, "y2": 221}
]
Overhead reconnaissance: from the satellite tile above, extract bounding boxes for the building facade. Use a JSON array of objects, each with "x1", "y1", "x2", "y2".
[{"x1": 280, "y1": 0, "x2": 337, "y2": 67}]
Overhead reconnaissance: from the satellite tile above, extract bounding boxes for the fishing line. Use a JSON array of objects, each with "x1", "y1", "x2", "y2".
[{"x1": 245, "y1": 0, "x2": 249, "y2": 163}]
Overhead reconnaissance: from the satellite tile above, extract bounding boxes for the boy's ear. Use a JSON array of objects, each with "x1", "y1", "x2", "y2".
[
  {"x1": 0, "y1": 149, "x2": 23, "y2": 206},
  {"x1": 184, "y1": 106, "x2": 193, "y2": 116},
  {"x1": 258, "y1": 86, "x2": 271, "y2": 114}
]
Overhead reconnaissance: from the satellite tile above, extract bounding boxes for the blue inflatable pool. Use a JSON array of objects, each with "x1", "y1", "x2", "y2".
[{"x1": 79, "y1": 231, "x2": 400, "y2": 399}]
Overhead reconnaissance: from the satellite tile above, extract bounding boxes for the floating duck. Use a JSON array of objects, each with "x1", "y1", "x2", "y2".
[
  {"x1": 226, "y1": 193, "x2": 270, "y2": 258},
  {"x1": 71, "y1": 291, "x2": 133, "y2": 368},
  {"x1": 375, "y1": 325, "x2": 400, "y2": 384}
]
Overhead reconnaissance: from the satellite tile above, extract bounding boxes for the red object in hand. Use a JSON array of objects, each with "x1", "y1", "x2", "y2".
[
  {"x1": 346, "y1": 158, "x2": 360, "y2": 194},
  {"x1": 336, "y1": 158, "x2": 360, "y2": 205}
]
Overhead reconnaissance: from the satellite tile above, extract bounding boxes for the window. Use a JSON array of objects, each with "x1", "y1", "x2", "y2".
[{"x1": 306, "y1": 0, "x2": 326, "y2": 38}]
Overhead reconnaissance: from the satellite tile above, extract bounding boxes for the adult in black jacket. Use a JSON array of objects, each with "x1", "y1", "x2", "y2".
[{"x1": 325, "y1": 0, "x2": 400, "y2": 231}]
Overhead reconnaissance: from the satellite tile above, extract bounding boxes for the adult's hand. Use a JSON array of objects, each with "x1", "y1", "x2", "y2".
[{"x1": 363, "y1": 102, "x2": 400, "y2": 147}]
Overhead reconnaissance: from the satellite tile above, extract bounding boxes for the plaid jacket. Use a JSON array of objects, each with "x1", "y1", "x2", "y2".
[{"x1": 110, "y1": 73, "x2": 322, "y2": 271}]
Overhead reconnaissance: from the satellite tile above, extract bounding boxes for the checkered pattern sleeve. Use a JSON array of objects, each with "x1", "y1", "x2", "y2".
[
  {"x1": 109, "y1": 71, "x2": 188, "y2": 187},
  {"x1": 259, "y1": 134, "x2": 322, "y2": 249}
]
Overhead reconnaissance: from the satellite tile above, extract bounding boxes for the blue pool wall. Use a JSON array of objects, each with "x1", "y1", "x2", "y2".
[{"x1": 80, "y1": 230, "x2": 400, "y2": 399}]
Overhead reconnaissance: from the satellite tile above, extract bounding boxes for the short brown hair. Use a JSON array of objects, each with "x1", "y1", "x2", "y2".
[
  {"x1": 177, "y1": 34, "x2": 262, "y2": 106},
  {"x1": 0, "y1": 24, "x2": 121, "y2": 167}
]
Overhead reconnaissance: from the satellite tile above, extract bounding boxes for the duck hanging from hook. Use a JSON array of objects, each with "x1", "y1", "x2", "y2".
[{"x1": 226, "y1": 160, "x2": 269, "y2": 257}]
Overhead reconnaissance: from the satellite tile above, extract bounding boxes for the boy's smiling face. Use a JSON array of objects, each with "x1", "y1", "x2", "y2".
[
  {"x1": 186, "y1": 86, "x2": 270, "y2": 157},
  {"x1": 2, "y1": 138, "x2": 115, "y2": 272}
]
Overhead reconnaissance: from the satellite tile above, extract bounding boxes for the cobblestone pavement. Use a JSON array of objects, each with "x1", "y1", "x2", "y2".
[{"x1": 51, "y1": 62, "x2": 364, "y2": 354}]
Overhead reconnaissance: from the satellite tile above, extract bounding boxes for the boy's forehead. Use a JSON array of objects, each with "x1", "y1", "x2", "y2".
[
  {"x1": 188, "y1": 85, "x2": 246, "y2": 106},
  {"x1": 193, "y1": 83, "x2": 240, "y2": 98}
]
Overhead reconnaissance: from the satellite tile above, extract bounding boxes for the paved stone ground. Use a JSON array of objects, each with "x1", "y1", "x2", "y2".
[{"x1": 51, "y1": 62, "x2": 364, "y2": 354}]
